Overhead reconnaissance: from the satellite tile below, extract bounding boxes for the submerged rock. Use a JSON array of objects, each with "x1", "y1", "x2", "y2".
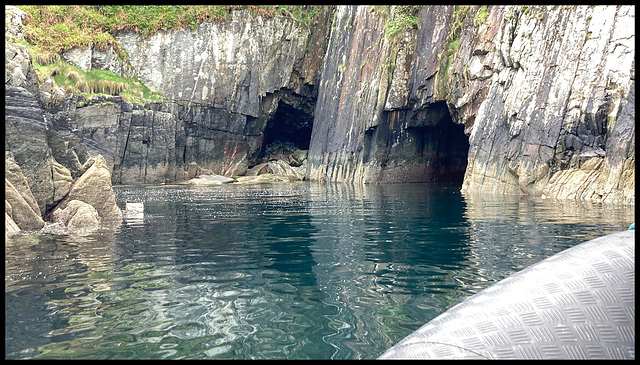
[
  {"x1": 234, "y1": 173, "x2": 300, "y2": 185},
  {"x1": 188, "y1": 174, "x2": 236, "y2": 185},
  {"x1": 246, "y1": 159, "x2": 302, "y2": 180}
]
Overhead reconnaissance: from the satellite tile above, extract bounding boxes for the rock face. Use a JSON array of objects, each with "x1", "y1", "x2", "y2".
[
  {"x1": 307, "y1": 5, "x2": 634, "y2": 203},
  {"x1": 308, "y1": 6, "x2": 471, "y2": 183},
  {"x1": 40, "y1": 7, "x2": 335, "y2": 184},
  {"x1": 5, "y1": 153, "x2": 45, "y2": 231},
  {"x1": 456, "y1": 5, "x2": 635, "y2": 204},
  {"x1": 5, "y1": 22, "x2": 123, "y2": 235}
]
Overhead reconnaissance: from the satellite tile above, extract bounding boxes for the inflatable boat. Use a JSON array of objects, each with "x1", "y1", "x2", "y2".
[{"x1": 379, "y1": 230, "x2": 635, "y2": 359}]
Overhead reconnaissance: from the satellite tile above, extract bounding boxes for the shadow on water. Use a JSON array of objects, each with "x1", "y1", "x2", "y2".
[{"x1": 5, "y1": 182, "x2": 634, "y2": 360}]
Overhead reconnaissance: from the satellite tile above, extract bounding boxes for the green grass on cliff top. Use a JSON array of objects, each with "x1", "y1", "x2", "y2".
[{"x1": 18, "y1": 5, "x2": 317, "y2": 58}]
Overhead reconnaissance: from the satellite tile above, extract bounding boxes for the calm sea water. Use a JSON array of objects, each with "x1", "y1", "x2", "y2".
[{"x1": 5, "y1": 182, "x2": 635, "y2": 359}]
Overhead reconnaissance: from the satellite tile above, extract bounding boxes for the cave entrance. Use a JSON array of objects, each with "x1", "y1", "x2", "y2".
[
  {"x1": 408, "y1": 101, "x2": 469, "y2": 184},
  {"x1": 260, "y1": 100, "x2": 313, "y2": 157}
]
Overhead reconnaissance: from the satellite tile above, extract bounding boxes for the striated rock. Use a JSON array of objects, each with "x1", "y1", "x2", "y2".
[
  {"x1": 6, "y1": 5, "x2": 634, "y2": 204},
  {"x1": 116, "y1": 9, "x2": 311, "y2": 116},
  {"x1": 542, "y1": 156, "x2": 635, "y2": 204},
  {"x1": 5, "y1": 84, "x2": 59, "y2": 214},
  {"x1": 55, "y1": 155, "x2": 123, "y2": 221},
  {"x1": 5, "y1": 179, "x2": 45, "y2": 231},
  {"x1": 246, "y1": 159, "x2": 303, "y2": 181},
  {"x1": 306, "y1": 5, "x2": 634, "y2": 203},
  {"x1": 5, "y1": 41, "x2": 64, "y2": 214},
  {"x1": 6, "y1": 6, "x2": 336, "y2": 186},
  {"x1": 5, "y1": 153, "x2": 45, "y2": 231},
  {"x1": 5, "y1": 152, "x2": 41, "y2": 217},
  {"x1": 457, "y1": 5, "x2": 634, "y2": 200},
  {"x1": 308, "y1": 6, "x2": 468, "y2": 183},
  {"x1": 6, "y1": 209, "x2": 21, "y2": 237},
  {"x1": 267, "y1": 159, "x2": 302, "y2": 180},
  {"x1": 46, "y1": 125, "x2": 94, "y2": 179},
  {"x1": 51, "y1": 159, "x2": 73, "y2": 203}
]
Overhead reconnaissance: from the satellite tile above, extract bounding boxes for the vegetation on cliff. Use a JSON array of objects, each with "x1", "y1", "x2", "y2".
[
  {"x1": 15, "y1": 5, "x2": 320, "y2": 104},
  {"x1": 370, "y1": 5, "x2": 422, "y2": 40},
  {"x1": 35, "y1": 59, "x2": 163, "y2": 105},
  {"x1": 20, "y1": 5, "x2": 319, "y2": 59}
]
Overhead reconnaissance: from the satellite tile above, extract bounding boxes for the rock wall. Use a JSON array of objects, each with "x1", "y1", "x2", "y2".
[
  {"x1": 307, "y1": 5, "x2": 634, "y2": 203},
  {"x1": 116, "y1": 9, "x2": 309, "y2": 116},
  {"x1": 41, "y1": 7, "x2": 335, "y2": 183},
  {"x1": 456, "y1": 5, "x2": 635, "y2": 204},
  {"x1": 307, "y1": 6, "x2": 470, "y2": 183}
]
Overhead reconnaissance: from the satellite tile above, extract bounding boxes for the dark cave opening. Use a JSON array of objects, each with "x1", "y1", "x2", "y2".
[
  {"x1": 260, "y1": 101, "x2": 314, "y2": 155},
  {"x1": 407, "y1": 101, "x2": 470, "y2": 184}
]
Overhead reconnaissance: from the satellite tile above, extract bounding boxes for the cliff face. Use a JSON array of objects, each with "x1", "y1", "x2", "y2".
[
  {"x1": 457, "y1": 5, "x2": 634, "y2": 203},
  {"x1": 307, "y1": 5, "x2": 634, "y2": 202},
  {"x1": 307, "y1": 6, "x2": 470, "y2": 183},
  {"x1": 6, "y1": 5, "x2": 635, "y2": 204},
  {"x1": 308, "y1": 5, "x2": 634, "y2": 203},
  {"x1": 29, "y1": 7, "x2": 335, "y2": 183}
]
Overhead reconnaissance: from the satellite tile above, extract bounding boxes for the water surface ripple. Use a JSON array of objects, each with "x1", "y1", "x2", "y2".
[{"x1": 5, "y1": 182, "x2": 634, "y2": 359}]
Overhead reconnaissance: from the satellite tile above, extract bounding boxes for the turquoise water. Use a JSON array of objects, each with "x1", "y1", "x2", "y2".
[{"x1": 5, "y1": 182, "x2": 635, "y2": 359}]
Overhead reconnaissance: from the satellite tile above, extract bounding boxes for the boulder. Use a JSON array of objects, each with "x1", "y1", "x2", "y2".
[
  {"x1": 5, "y1": 153, "x2": 45, "y2": 231},
  {"x1": 246, "y1": 162, "x2": 271, "y2": 176},
  {"x1": 50, "y1": 199, "x2": 101, "y2": 230},
  {"x1": 56, "y1": 155, "x2": 123, "y2": 221},
  {"x1": 245, "y1": 159, "x2": 302, "y2": 181},
  {"x1": 5, "y1": 152, "x2": 42, "y2": 217},
  {"x1": 267, "y1": 159, "x2": 302, "y2": 180}
]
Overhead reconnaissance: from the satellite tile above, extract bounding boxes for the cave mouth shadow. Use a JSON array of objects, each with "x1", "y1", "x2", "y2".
[
  {"x1": 405, "y1": 101, "x2": 470, "y2": 185},
  {"x1": 260, "y1": 101, "x2": 313, "y2": 157}
]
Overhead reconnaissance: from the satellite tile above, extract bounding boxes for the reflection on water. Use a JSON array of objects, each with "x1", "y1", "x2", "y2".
[{"x1": 5, "y1": 182, "x2": 634, "y2": 359}]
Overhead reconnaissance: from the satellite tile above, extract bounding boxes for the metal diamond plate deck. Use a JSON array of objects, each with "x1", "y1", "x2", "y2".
[{"x1": 379, "y1": 230, "x2": 635, "y2": 360}]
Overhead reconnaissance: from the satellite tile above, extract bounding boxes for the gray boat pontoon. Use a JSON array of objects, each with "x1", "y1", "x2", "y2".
[{"x1": 380, "y1": 229, "x2": 635, "y2": 360}]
